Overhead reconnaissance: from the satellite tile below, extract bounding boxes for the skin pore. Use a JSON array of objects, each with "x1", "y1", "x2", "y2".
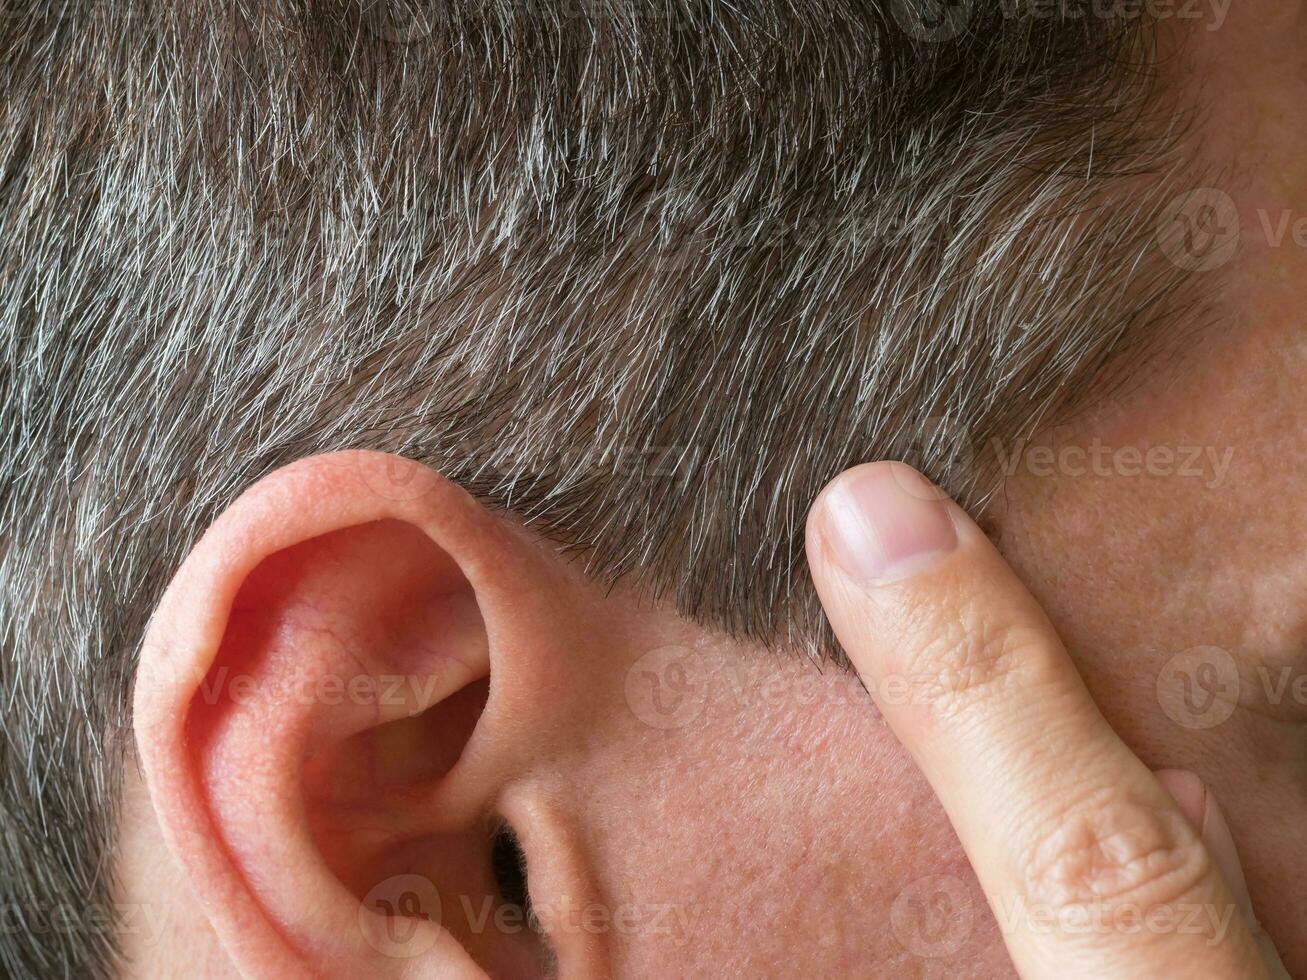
[{"x1": 114, "y1": 4, "x2": 1307, "y2": 977}]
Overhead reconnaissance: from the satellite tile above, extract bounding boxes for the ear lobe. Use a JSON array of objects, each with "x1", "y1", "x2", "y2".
[{"x1": 133, "y1": 453, "x2": 557, "y2": 979}]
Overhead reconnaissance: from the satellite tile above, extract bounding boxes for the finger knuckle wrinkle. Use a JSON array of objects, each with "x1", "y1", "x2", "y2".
[
  {"x1": 910, "y1": 613, "x2": 1043, "y2": 719},
  {"x1": 1020, "y1": 795, "x2": 1211, "y2": 916}
]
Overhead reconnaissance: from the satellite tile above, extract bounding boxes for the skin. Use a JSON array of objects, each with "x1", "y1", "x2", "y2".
[
  {"x1": 115, "y1": 5, "x2": 1306, "y2": 977},
  {"x1": 807, "y1": 460, "x2": 1287, "y2": 977}
]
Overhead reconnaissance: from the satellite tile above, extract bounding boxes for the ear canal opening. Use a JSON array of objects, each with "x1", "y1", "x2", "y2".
[{"x1": 303, "y1": 672, "x2": 560, "y2": 977}]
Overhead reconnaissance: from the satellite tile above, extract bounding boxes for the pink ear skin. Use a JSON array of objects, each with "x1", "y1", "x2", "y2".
[{"x1": 133, "y1": 452, "x2": 582, "y2": 979}]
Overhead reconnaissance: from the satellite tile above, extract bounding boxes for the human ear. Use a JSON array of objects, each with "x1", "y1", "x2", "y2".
[{"x1": 133, "y1": 451, "x2": 599, "y2": 978}]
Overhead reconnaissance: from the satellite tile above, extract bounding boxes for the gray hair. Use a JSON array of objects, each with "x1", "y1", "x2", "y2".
[{"x1": 0, "y1": 1, "x2": 1209, "y2": 975}]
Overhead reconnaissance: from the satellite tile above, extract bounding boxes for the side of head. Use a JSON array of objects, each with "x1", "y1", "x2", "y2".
[
  {"x1": 6, "y1": 1, "x2": 1306, "y2": 977},
  {"x1": 126, "y1": 450, "x2": 990, "y2": 976}
]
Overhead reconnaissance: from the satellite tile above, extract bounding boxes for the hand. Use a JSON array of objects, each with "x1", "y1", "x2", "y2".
[{"x1": 804, "y1": 462, "x2": 1288, "y2": 979}]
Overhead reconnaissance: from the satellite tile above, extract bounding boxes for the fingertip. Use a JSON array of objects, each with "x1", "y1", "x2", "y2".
[
  {"x1": 1154, "y1": 769, "x2": 1256, "y2": 928},
  {"x1": 807, "y1": 462, "x2": 959, "y2": 586}
]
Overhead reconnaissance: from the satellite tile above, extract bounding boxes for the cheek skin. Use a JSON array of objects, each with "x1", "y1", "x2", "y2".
[
  {"x1": 548, "y1": 638, "x2": 1014, "y2": 979},
  {"x1": 989, "y1": 315, "x2": 1307, "y2": 976}
]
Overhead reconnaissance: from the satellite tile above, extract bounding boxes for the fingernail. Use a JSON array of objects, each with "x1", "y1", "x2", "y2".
[
  {"x1": 1156, "y1": 769, "x2": 1256, "y2": 927},
  {"x1": 819, "y1": 463, "x2": 958, "y2": 583},
  {"x1": 1199, "y1": 788, "x2": 1257, "y2": 927}
]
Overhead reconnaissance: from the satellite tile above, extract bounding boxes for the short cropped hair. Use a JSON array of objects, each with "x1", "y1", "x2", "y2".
[{"x1": 0, "y1": 2, "x2": 1209, "y2": 975}]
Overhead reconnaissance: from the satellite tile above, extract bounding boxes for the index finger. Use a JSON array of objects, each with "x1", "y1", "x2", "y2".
[{"x1": 805, "y1": 461, "x2": 1266, "y2": 979}]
